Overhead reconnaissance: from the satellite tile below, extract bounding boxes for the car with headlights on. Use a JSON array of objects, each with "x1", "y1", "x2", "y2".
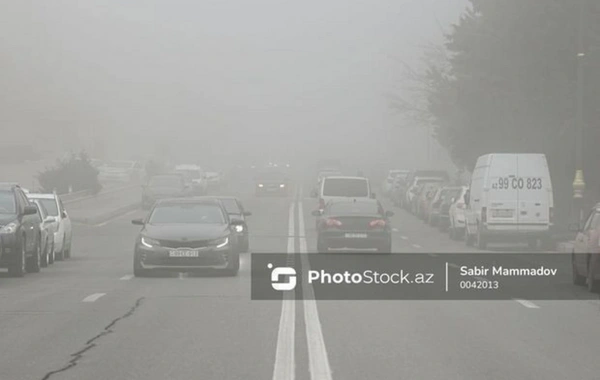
[
  {"x1": 31, "y1": 199, "x2": 59, "y2": 266},
  {"x1": 254, "y1": 170, "x2": 289, "y2": 196},
  {"x1": 26, "y1": 192, "x2": 72, "y2": 260},
  {"x1": 0, "y1": 183, "x2": 42, "y2": 276},
  {"x1": 131, "y1": 198, "x2": 244, "y2": 276},
  {"x1": 313, "y1": 198, "x2": 393, "y2": 253},
  {"x1": 142, "y1": 173, "x2": 191, "y2": 210},
  {"x1": 212, "y1": 196, "x2": 251, "y2": 253}
]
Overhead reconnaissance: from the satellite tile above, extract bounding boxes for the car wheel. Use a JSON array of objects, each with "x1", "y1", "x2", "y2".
[
  {"x1": 223, "y1": 252, "x2": 240, "y2": 276},
  {"x1": 41, "y1": 238, "x2": 49, "y2": 268},
  {"x1": 8, "y1": 239, "x2": 27, "y2": 277},
  {"x1": 55, "y1": 235, "x2": 65, "y2": 261},
  {"x1": 26, "y1": 237, "x2": 42, "y2": 273},
  {"x1": 572, "y1": 253, "x2": 585, "y2": 286},
  {"x1": 133, "y1": 253, "x2": 149, "y2": 277},
  {"x1": 476, "y1": 228, "x2": 487, "y2": 250},
  {"x1": 587, "y1": 259, "x2": 600, "y2": 293}
]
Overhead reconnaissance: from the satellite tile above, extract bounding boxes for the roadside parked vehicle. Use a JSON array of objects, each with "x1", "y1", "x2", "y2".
[
  {"x1": 174, "y1": 164, "x2": 208, "y2": 195},
  {"x1": 27, "y1": 192, "x2": 73, "y2": 260},
  {"x1": 442, "y1": 186, "x2": 469, "y2": 236},
  {"x1": 571, "y1": 203, "x2": 600, "y2": 292},
  {"x1": 31, "y1": 199, "x2": 58, "y2": 267}
]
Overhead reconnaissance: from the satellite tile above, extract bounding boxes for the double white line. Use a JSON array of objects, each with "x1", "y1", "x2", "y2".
[{"x1": 272, "y1": 194, "x2": 333, "y2": 380}]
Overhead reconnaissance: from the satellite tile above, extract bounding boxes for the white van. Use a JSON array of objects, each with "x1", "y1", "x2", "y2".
[
  {"x1": 464, "y1": 153, "x2": 553, "y2": 249},
  {"x1": 312, "y1": 176, "x2": 373, "y2": 210}
]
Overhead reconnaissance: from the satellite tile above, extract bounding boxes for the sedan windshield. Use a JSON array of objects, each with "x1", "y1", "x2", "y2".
[
  {"x1": 32, "y1": 198, "x2": 59, "y2": 216},
  {"x1": 0, "y1": 191, "x2": 16, "y2": 214},
  {"x1": 149, "y1": 204, "x2": 225, "y2": 224}
]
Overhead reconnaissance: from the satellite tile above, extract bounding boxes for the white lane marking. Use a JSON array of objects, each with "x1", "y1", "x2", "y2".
[
  {"x1": 298, "y1": 201, "x2": 333, "y2": 380},
  {"x1": 272, "y1": 201, "x2": 296, "y2": 380},
  {"x1": 400, "y1": 236, "x2": 408, "y2": 240},
  {"x1": 82, "y1": 293, "x2": 106, "y2": 302},
  {"x1": 513, "y1": 299, "x2": 540, "y2": 309},
  {"x1": 120, "y1": 274, "x2": 134, "y2": 281},
  {"x1": 411, "y1": 243, "x2": 422, "y2": 249},
  {"x1": 93, "y1": 209, "x2": 139, "y2": 227}
]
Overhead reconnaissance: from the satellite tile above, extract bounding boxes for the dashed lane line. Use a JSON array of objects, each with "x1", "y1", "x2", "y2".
[{"x1": 82, "y1": 293, "x2": 106, "y2": 303}]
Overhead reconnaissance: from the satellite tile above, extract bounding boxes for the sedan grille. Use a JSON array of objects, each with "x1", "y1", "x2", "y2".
[{"x1": 158, "y1": 239, "x2": 211, "y2": 249}]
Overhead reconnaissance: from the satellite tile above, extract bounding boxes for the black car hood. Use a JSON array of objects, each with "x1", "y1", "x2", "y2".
[
  {"x1": 0, "y1": 214, "x2": 17, "y2": 225},
  {"x1": 143, "y1": 223, "x2": 229, "y2": 240}
]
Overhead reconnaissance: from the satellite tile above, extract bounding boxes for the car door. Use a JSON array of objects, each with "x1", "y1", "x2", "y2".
[
  {"x1": 17, "y1": 190, "x2": 35, "y2": 252},
  {"x1": 573, "y1": 210, "x2": 598, "y2": 273}
]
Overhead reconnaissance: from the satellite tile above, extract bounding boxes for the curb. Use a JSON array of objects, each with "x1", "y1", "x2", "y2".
[{"x1": 71, "y1": 202, "x2": 140, "y2": 225}]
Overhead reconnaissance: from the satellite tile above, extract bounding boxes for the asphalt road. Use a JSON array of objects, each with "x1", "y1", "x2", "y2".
[{"x1": 1, "y1": 179, "x2": 600, "y2": 380}]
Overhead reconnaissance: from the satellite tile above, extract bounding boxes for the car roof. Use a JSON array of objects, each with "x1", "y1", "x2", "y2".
[{"x1": 27, "y1": 193, "x2": 57, "y2": 199}]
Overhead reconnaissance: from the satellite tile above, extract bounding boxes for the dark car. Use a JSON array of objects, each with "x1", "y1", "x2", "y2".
[
  {"x1": 131, "y1": 198, "x2": 244, "y2": 276},
  {"x1": 213, "y1": 196, "x2": 251, "y2": 253},
  {"x1": 0, "y1": 183, "x2": 42, "y2": 276},
  {"x1": 142, "y1": 173, "x2": 191, "y2": 210},
  {"x1": 313, "y1": 198, "x2": 393, "y2": 253},
  {"x1": 254, "y1": 170, "x2": 289, "y2": 196}
]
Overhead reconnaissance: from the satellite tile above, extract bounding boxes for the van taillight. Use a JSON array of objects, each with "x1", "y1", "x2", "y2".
[
  {"x1": 481, "y1": 207, "x2": 487, "y2": 223},
  {"x1": 549, "y1": 207, "x2": 554, "y2": 223}
]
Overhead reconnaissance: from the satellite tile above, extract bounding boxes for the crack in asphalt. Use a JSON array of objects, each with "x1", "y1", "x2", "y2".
[{"x1": 40, "y1": 297, "x2": 145, "y2": 380}]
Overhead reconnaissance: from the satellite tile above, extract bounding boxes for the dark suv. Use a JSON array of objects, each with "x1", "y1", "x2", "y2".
[{"x1": 0, "y1": 183, "x2": 42, "y2": 276}]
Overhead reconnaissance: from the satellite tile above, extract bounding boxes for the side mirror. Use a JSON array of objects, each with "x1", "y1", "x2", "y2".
[
  {"x1": 568, "y1": 223, "x2": 581, "y2": 232},
  {"x1": 131, "y1": 218, "x2": 145, "y2": 225},
  {"x1": 311, "y1": 210, "x2": 323, "y2": 217},
  {"x1": 310, "y1": 189, "x2": 318, "y2": 198},
  {"x1": 243, "y1": 211, "x2": 252, "y2": 216},
  {"x1": 23, "y1": 205, "x2": 37, "y2": 216},
  {"x1": 385, "y1": 210, "x2": 394, "y2": 217}
]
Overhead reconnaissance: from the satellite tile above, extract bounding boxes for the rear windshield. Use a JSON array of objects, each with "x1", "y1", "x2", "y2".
[
  {"x1": 220, "y1": 199, "x2": 241, "y2": 214},
  {"x1": 149, "y1": 204, "x2": 225, "y2": 224},
  {"x1": 0, "y1": 191, "x2": 16, "y2": 214},
  {"x1": 323, "y1": 178, "x2": 369, "y2": 197},
  {"x1": 329, "y1": 201, "x2": 380, "y2": 215}
]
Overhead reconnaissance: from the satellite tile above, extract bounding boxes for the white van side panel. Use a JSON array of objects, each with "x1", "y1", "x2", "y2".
[
  {"x1": 485, "y1": 154, "x2": 519, "y2": 225},
  {"x1": 516, "y1": 154, "x2": 552, "y2": 229}
]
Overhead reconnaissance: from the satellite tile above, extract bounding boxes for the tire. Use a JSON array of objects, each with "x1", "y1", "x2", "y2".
[
  {"x1": 476, "y1": 228, "x2": 487, "y2": 250},
  {"x1": 26, "y1": 238, "x2": 42, "y2": 273},
  {"x1": 41, "y1": 238, "x2": 49, "y2": 268},
  {"x1": 572, "y1": 253, "x2": 585, "y2": 286},
  {"x1": 223, "y1": 252, "x2": 240, "y2": 276},
  {"x1": 8, "y1": 239, "x2": 26, "y2": 277},
  {"x1": 133, "y1": 253, "x2": 149, "y2": 277},
  {"x1": 55, "y1": 235, "x2": 65, "y2": 261},
  {"x1": 49, "y1": 241, "x2": 55, "y2": 265}
]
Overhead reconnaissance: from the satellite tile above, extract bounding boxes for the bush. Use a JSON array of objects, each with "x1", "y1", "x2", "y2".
[{"x1": 38, "y1": 151, "x2": 102, "y2": 195}]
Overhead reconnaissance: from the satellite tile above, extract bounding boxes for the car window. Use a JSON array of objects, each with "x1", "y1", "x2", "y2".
[
  {"x1": 149, "y1": 204, "x2": 226, "y2": 224},
  {"x1": 37, "y1": 198, "x2": 59, "y2": 217},
  {"x1": 32, "y1": 203, "x2": 43, "y2": 222},
  {"x1": 323, "y1": 178, "x2": 369, "y2": 197},
  {"x1": 16, "y1": 191, "x2": 29, "y2": 211},
  {"x1": 0, "y1": 190, "x2": 17, "y2": 214},
  {"x1": 220, "y1": 199, "x2": 241, "y2": 214}
]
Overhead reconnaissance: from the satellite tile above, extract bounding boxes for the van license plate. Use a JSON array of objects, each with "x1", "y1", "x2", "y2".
[{"x1": 345, "y1": 233, "x2": 367, "y2": 238}]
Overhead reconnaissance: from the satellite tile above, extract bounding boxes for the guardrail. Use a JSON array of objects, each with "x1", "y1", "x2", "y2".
[{"x1": 60, "y1": 184, "x2": 138, "y2": 205}]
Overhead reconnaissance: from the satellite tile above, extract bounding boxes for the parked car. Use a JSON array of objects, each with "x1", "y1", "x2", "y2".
[
  {"x1": 254, "y1": 170, "x2": 290, "y2": 197},
  {"x1": 0, "y1": 183, "x2": 42, "y2": 276},
  {"x1": 447, "y1": 186, "x2": 470, "y2": 239},
  {"x1": 571, "y1": 203, "x2": 600, "y2": 292},
  {"x1": 418, "y1": 183, "x2": 443, "y2": 220},
  {"x1": 381, "y1": 169, "x2": 410, "y2": 197},
  {"x1": 429, "y1": 187, "x2": 463, "y2": 227},
  {"x1": 313, "y1": 198, "x2": 393, "y2": 253},
  {"x1": 31, "y1": 199, "x2": 58, "y2": 266},
  {"x1": 26, "y1": 192, "x2": 73, "y2": 260},
  {"x1": 405, "y1": 177, "x2": 446, "y2": 213},
  {"x1": 464, "y1": 153, "x2": 553, "y2": 249}
]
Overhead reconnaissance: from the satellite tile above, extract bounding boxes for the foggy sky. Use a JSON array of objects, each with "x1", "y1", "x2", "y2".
[{"x1": 1, "y1": 0, "x2": 467, "y2": 167}]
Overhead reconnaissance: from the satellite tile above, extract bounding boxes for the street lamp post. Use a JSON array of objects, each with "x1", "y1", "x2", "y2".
[{"x1": 573, "y1": 0, "x2": 586, "y2": 224}]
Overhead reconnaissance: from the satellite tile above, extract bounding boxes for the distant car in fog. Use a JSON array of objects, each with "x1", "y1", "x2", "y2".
[
  {"x1": 211, "y1": 196, "x2": 251, "y2": 253},
  {"x1": 131, "y1": 198, "x2": 244, "y2": 276},
  {"x1": 381, "y1": 169, "x2": 410, "y2": 197},
  {"x1": 98, "y1": 160, "x2": 143, "y2": 183},
  {"x1": 205, "y1": 172, "x2": 222, "y2": 188},
  {"x1": 254, "y1": 170, "x2": 289, "y2": 196},
  {"x1": 142, "y1": 173, "x2": 191, "y2": 210},
  {"x1": 174, "y1": 164, "x2": 208, "y2": 195},
  {"x1": 313, "y1": 198, "x2": 393, "y2": 253},
  {"x1": 312, "y1": 176, "x2": 373, "y2": 211},
  {"x1": 26, "y1": 192, "x2": 72, "y2": 261},
  {"x1": 0, "y1": 183, "x2": 42, "y2": 276}
]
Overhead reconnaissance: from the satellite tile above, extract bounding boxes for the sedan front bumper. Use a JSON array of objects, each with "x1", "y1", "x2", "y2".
[{"x1": 135, "y1": 245, "x2": 234, "y2": 270}]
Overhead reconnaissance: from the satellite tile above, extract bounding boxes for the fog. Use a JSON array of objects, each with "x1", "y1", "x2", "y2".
[{"x1": 1, "y1": 0, "x2": 466, "y2": 169}]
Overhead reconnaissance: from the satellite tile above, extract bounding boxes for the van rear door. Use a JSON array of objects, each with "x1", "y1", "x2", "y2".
[
  {"x1": 516, "y1": 155, "x2": 551, "y2": 229},
  {"x1": 487, "y1": 155, "x2": 519, "y2": 226}
]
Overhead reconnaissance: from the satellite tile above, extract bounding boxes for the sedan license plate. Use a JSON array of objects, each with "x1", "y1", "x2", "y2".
[
  {"x1": 345, "y1": 233, "x2": 367, "y2": 238},
  {"x1": 492, "y1": 209, "x2": 513, "y2": 218},
  {"x1": 169, "y1": 249, "x2": 199, "y2": 258}
]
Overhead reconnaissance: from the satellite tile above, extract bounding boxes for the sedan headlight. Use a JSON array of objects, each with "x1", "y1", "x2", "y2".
[
  {"x1": 0, "y1": 222, "x2": 17, "y2": 234},
  {"x1": 211, "y1": 236, "x2": 229, "y2": 248},
  {"x1": 280, "y1": 184, "x2": 285, "y2": 188},
  {"x1": 234, "y1": 225, "x2": 244, "y2": 233},
  {"x1": 140, "y1": 236, "x2": 160, "y2": 248},
  {"x1": 258, "y1": 184, "x2": 264, "y2": 188}
]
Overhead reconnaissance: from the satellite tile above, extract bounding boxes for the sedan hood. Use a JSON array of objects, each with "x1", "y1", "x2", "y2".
[{"x1": 143, "y1": 224, "x2": 230, "y2": 241}]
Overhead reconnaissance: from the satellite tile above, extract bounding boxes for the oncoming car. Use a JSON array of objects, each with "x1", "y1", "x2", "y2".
[{"x1": 132, "y1": 198, "x2": 244, "y2": 276}]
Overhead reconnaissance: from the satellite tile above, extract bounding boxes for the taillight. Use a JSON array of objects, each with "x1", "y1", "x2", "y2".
[
  {"x1": 319, "y1": 198, "x2": 325, "y2": 209},
  {"x1": 549, "y1": 207, "x2": 554, "y2": 223},
  {"x1": 369, "y1": 219, "x2": 386, "y2": 228},
  {"x1": 325, "y1": 218, "x2": 342, "y2": 228},
  {"x1": 481, "y1": 207, "x2": 487, "y2": 223}
]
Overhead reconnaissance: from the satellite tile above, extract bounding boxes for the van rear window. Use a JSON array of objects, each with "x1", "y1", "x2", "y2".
[{"x1": 323, "y1": 178, "x2": 369, "y2": 197}]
